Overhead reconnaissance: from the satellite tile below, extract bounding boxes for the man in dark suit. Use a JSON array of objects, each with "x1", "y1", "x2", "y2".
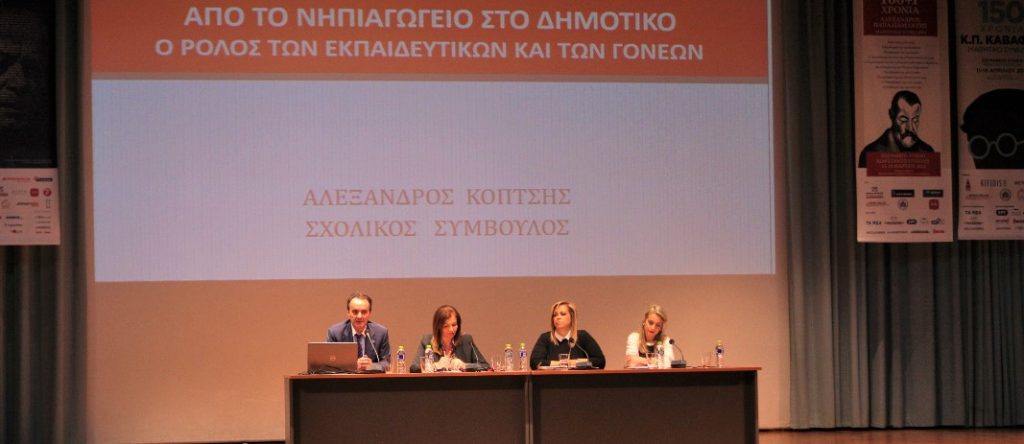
[{"x1": 326, "y1": 292, "x2": 391, "y2": 372}]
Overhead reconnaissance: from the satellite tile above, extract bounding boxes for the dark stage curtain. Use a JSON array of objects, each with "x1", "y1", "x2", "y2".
[
  {"x1": 784, "y1": 0, "x2": 1024, "y2": 429},
  {"x1": 0, "y1": 1, "x2": 84, "y2": 443}
]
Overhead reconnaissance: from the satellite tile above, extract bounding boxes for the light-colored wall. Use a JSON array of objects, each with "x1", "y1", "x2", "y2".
[{"x1": 86, "y1": 274, "x2": 790, "y2": 443}]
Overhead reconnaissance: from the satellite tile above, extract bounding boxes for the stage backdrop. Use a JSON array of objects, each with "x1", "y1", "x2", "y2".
[{"x1": 84, "y1": 0, "x2": 789, "y2": 441}]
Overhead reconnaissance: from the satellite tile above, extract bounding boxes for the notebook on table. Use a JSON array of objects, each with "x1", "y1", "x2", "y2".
[{"x1": 307, "y1": 342, "x2": 358, "y2": 373}]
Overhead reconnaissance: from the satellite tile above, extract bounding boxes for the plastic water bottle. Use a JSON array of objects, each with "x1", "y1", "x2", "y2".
[
  {"x1": 395, "y1": 345, "x2": 406, "y2": 374},
  {"x1": 518, "y1": 342, "x2": 528, "y2": 371},
  {"x1": 424, "y1": 344, "x2": 435, "y2": 373},
  {"x1": 655, "y1": 341, "x2": 666, "y2": 369},
  {"x1": 503, "y1": 343, "x2": 514, "y2": 372},
  {"x1": 715, "y1": 339, "x2": 725, "y2": 368}
]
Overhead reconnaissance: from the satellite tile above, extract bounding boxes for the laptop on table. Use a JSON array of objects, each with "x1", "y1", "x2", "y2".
[{"x1": 307, "y1": 342, "x2": 358, "y2": 374}]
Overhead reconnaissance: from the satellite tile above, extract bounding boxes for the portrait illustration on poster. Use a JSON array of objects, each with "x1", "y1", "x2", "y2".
[
  {"x1": 962, "y1": 89, "x2": 1024, "y2": 170},
  {"x1": 858, "y1": 90, "x2": 935, "y2": 168}
]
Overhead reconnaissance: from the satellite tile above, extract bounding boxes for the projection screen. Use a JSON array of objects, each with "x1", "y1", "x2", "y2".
[{"x1": 89, "y1": 0, "x2": 773, "y2": 282}]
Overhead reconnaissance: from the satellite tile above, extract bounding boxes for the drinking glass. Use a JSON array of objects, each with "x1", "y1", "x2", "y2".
[
  {"x1": 558, "y1": 353, "x2": 570, "y2": 368},
  {"x1": 700, "y1": 351, "x2": 713, "y2": 368},
  {"x1": 646, "y1": 353, "x2": 659, "y2": 368}
]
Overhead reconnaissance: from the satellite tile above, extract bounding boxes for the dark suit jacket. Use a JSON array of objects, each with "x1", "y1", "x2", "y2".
[
  {"x1": 325, "y1": 320, "x2": 391, "y2": 371},
  {"x1": 529, "y1": 329, "x2": 606, "y2": 369},
  {"x1": 410, "y1": 334, "x2": 489, "y2": 372}
]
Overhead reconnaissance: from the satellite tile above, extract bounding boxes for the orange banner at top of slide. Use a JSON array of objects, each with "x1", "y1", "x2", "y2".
[{"x1": 90, "y1": 0, "x2": 768, "y2": 80}]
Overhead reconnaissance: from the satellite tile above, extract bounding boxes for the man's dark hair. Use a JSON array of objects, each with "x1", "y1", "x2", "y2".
[
  {"x1": 961, "y1": 89, "x2": 1024, "y2": 169},
  {"x1": 888, "y1": 90, "x2": 922, "y2": 120},
  {"x1": 961, "y1": 89, "x2": 1024, "y2": 137},
  {"x1": 346, "y1": 292, "x2": 373, "y2": 311}
]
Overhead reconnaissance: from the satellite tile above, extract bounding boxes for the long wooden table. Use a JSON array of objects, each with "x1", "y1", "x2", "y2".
[{"x1": 285, "y1": 367, "x2": 759, "y2": 444}]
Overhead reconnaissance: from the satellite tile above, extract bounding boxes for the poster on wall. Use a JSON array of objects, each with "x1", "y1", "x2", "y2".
[
  {"x1": 955, "y1": 1, "x2": 1024, "y2": 239},
  {"x1": 854, "y1": 0, "x2": 952, "y2": 243},
  {"x1": 0, "y1": 169, "x2": 61, "y2": 245},
  {"x1": 0, "y1": 2, "x2": 60, "y2": 245}
]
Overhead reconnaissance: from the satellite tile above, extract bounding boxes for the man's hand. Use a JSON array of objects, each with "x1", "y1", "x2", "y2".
[{"x1": 356, "y1": 356, "x2": 373, "y2": 371}]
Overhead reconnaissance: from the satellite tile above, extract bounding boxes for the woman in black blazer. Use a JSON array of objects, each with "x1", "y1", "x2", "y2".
[{"x1": 411, "y1": 305, "x2": 489, "y2": 372}]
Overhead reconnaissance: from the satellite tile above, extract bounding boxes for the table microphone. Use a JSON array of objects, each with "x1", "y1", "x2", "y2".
[
  {"x1": 668, "y1": 339, "x2": 687, "y2": 368},
  {"x1": 364, "y1": 332, "x2": 385, "y2": 373},
  {"x1": 568, "y1": 338, "x2": 594, "y2": 369},
  {"x1": 464, "y1": 339, "x2": 489, "y2": 372}
]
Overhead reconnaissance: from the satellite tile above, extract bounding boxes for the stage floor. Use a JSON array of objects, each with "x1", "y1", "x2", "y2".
[
  {"x1": 760, "y1": 428, "x2": 1024, "y2": 444},
  {"x1": 240, "y1": 427, "x2": 1024, "y2": 444}
]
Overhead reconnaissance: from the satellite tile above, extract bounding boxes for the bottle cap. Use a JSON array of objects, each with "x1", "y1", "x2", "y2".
[
  {"x1": 398, "y1": 345, "x2": 404, "y2": 351},
  {"x1": 505, "y1": 343, "x2": 511, "y2": 348},
  {"x1": 520, "y1": 342, "x2": 526, "y2": 348}
]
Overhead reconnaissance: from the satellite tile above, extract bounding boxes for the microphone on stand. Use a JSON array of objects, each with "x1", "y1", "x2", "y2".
[
  {"x1": 464, "y1": 338, "x2": 489, "y2": 372},
  {"x1": 363, "y1": 330, "x2": 384, "y2": 373},
  {"x1": 668, "y1": 339, "x2": 687, "y2": 368},
  {"x1": 568, "y1": 338, "x2": 594, "y2": 369}
]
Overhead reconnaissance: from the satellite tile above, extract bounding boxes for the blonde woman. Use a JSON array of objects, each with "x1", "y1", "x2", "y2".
[
  {"x1": 529, "y1": 301, "x2": 606, "y2": 369},
  {"x1": 625, "y1": 304, "x2": 675, "y2": 368}
]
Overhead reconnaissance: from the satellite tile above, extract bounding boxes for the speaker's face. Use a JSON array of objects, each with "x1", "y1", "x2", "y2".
[
  {"x1": 347, "y1": 297, "x2": 371, "y2": 331},
  {"x1": 643, "y1": 314, "x2": 665, "y2": 341},
  {"x1": 552, "y1": 304, "x2": 572, "y2": 332}
]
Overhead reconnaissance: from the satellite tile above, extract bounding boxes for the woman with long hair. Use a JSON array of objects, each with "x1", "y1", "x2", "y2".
[
  {"x1": 528, "y1": 300, "x2": 605, "y2": 369},
  {"x1": 624, "y1": 304, "x2": 674, "y2": 368},
  {"x1": 411, "y1": 305, "x2": 488, "y2": 372}
]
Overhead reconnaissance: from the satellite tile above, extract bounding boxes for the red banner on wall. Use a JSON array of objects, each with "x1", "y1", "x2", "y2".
[{"x1": 89, "y1": 0, "x2": 768, "y2": 80}]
